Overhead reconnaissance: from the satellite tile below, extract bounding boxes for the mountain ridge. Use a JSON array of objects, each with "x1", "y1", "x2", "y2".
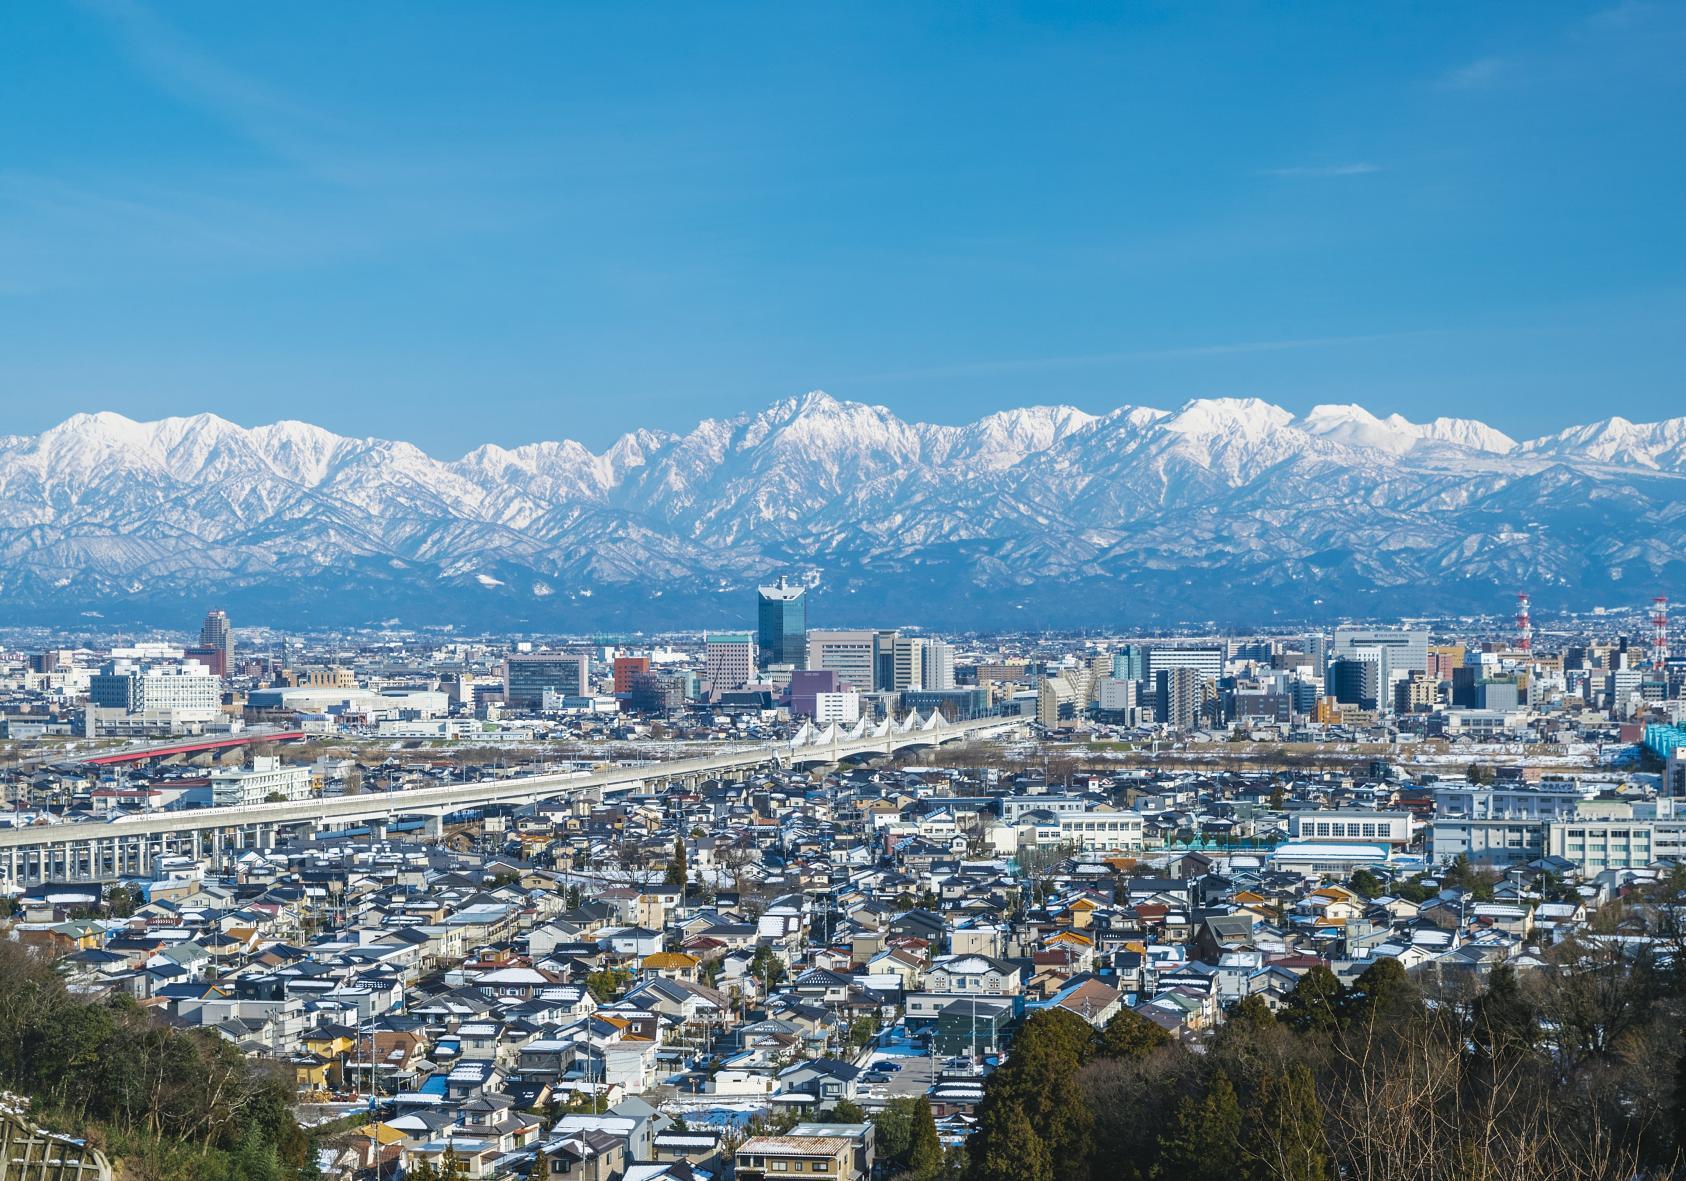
[{"x1": 1, "y1": 392, "x2": 1682, "y2": 630}]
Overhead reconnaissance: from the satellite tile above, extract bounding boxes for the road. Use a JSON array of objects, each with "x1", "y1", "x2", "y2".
[{"x1": 0, "y1": 714, "x2": 1025, "y2": 881}]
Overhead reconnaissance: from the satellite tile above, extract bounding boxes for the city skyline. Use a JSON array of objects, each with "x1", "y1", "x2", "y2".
[{"x1": 6, "y1": 6, "x2": 1686, "y2": 1180}]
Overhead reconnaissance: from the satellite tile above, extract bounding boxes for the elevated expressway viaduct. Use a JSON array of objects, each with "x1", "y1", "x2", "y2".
[{"x1": 0, "y1": 713, "x2": 1024, "y2": 886}]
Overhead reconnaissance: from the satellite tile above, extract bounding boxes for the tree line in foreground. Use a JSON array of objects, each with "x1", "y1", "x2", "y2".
[
  {"x1": 0, "y1": 941, "x2": 311, "y2": 1181},
  {"x1": 965, "y1": 878, "x2": 1686, "y2": 1181}
]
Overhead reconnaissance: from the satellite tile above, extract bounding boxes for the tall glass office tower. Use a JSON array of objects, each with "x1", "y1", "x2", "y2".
[{"x1": 757, "y1": 576, "x2": 808, "y2": 669}]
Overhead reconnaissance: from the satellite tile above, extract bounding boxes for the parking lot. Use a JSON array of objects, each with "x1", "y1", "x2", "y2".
[{"x1": 856, "y1": 1023, "x2": 943, "y2": 1101}]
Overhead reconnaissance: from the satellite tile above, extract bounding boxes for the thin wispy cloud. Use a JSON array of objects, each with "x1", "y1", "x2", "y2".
[
  {"x1": 80, "y1": 0, "x2": 352, "y2": 181},
  {"x1": 1258, "y1": 163, "x2": 1382, "y2": 178},
  {"x1": 1435, "y1": 55, "x2": 1509, "y2": 91},
  {"x1": 854, "y1": 331, "x2": 1440, "y2": 383},
  {"x1": 34, "y1": 0, "x2": 550, "y2": 293},
  {"x1": 1587, "y1": 1, "x2": 1659, "y2": 31}
]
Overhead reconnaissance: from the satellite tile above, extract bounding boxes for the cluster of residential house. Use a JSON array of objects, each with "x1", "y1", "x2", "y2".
[{"x1": 5, "y1": 755, "x2": 1670, "y2": 1179}]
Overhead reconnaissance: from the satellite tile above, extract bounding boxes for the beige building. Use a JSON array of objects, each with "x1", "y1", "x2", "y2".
[
  {"x1": 1037, "y1": 675, "x2": 1078, "y2": 727},
  {"x1": 735, "y1": 1135, "x2": 855, "y2": 1181}
]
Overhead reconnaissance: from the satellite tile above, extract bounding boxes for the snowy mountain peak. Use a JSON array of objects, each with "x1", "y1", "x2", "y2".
[
  {"x1": 1415, "y1": 416, "x2": 1516, "y2": 454},
  {"x1": 1, "y1": 394, "x2": 1682, "y2": 627},
  {"x1": 1293, "y1": 403, "x2": 1516, "y2": 454},
  {"x1": 1164, "y1": 397, "x2": 1295, "y2": 437},
  {"x1": 48, "y1": 410, "x2": 162, "y2": 449},
  {"x1": 1523, "y1": 414, "x2": 1686, "y2": 468}
]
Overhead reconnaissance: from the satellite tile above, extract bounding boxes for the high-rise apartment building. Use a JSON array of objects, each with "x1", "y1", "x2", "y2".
[
  {"x1": 1304, "y1": 633, "x2": 1329, "y2": 674},
  {"x1": 704, "y1": 632, "x2": 756, "y2": 690},
  {"x1": 924, "y1": 640, "x2": 956, "y2": 691},
  {"x1": 891, "y1": 636, "x2": 925, "y2": 692},
  {"x1": 1112, "y1": 645, "x2": 1146, "y2": 683},
  {"x1": 1037, "y1": 675, "x2": 1079, "y2": 728},
  {"x1": 756, "y1": 577, "x2": 808, "y2": 669},
  {"x1": 194, "y1": 609, "x2": 235, "y2": 677},
  {"x1": 503, "y1": 652, "x2": 591, "y2": 709},
  {"x1": 1328, "y1": 656, "x2": 1381, "y2": 711},
  {"x1": 613, "y1": 656, "x2": 650, "y2": 695},
  {"x1": 1155, "y1": 667, "x2": 1206, "y2": 730},
  {"x1": 880, "y1": 636, "x2": 955, "y2": 692}
]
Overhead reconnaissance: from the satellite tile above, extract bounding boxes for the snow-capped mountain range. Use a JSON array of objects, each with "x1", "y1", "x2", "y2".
[{"x1": 2, "y1": 391, "x2": 1683, "y2": 629}]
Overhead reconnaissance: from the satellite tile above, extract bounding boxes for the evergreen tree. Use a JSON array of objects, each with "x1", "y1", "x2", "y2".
[
  {"x1": 966, "y1": 1010, "x2": 1093, "y2": 1181},
  {"x1": 1091, "y1": 1005, "x2": 1171, "y2": 1062},
  {"x1": 1470, "y1": 964, "x2": 1537, "y2": 1060},
  {"x1": 906, "y1": 1098, "x2": 945, "y2": 1181},
  {"x1": 1228, "y1": 994, "x2": 1277, "y2": 1030},
  {"x1": 229, "y1": 1124, "x2": 283, "y2": 1181},
  {"x1": 1338, "y1": 956, "x2": 1421, "y2": 1030},
  {"x1": 1015, "y1": 1007, "x2": 1096, "y2": 1065},
  {"x1": 1248, "y1": 1063, "x2": 1331, "y2": 1181},
  {"x1": 665, "y1": 837, "x2": 688, "y2": 887},
  {"x1": 1441, "y1": 854, "x2": 1496, "y2": 900},
  {"x1": 1158, "y1": 1069, "x2": 1244, "y2": 1181},
  {"x1": 830, "y1": 1098, "x2": 866, "y2": 1124},
  {"x1": 874, "y1": 1096, "x2": 923, "y2": 1164},
  {"x1": 972, "y1": 1108, "x2": 1051, "y2": 1181},
  {"x1": 749, "y1": 945, "x2": 787, "y2": 988},
  {"x1": 1278, "y1": 965, "x2": 1344, "y2": 1034}
]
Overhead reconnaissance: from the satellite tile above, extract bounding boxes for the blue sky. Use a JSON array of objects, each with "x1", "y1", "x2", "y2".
[{"x1": 2, "y1": 1, "x2": 1683, "y2": 454}]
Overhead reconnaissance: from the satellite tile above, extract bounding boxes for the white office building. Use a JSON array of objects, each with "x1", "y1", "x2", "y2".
[
  {"x1": 1544, "y1": 818, "x2": 1686, "y2": 874},
  {"x1": 805, "y1": 630, "x2": 879, "y2": 692},
  {"x1": 703, "y1": 632, "x2": 756, "y2": 690},
  {"x1": 1097, "y1": 677, "x2": 1139, "y2": 712},
  {"x1": 210, "y1": 756, "x2": 313, "y2": 807},
  {"x1": 1333, "y1": 627, "x2": 1430, "y2": 674},
  {"x1": 812, "y1": 691, "x2": 862, "y2": 725},
  {"x1": 1287, "y1": 809, "x2": 1413, "y2": 847},
  {"x1": 890, "y1": 636, "x2": 926, "y2": 692},
  {"x1": 1142, "y1": 644, "x2": 1225, "y2": 682},
  {"x1": 88, "y1": 659, "x2": 221, "y2": 726},
  {"x1": 923, "y1": 640, "x2": 956, "y2": 691},
  {"x1": 1430, "y1": 778, "x2": 1590, "y2": 865}
]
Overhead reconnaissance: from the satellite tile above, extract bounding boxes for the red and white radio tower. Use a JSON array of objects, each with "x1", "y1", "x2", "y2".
[
  {"x1": 1515, "y1": 591, "x2": 1532, "y2": 655},
  {"x1": 1654, "y1": 595, "x2": 1671, "y2": 666}
]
